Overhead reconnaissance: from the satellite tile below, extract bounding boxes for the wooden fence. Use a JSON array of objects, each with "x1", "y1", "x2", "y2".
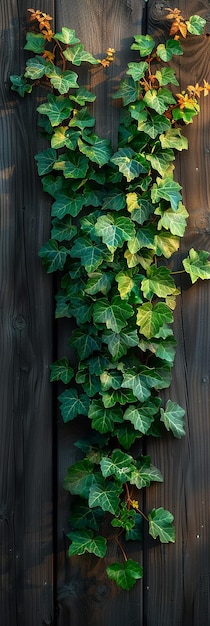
[{"x1": 1, "y1": 0, "x2": 210, "y2": 624}]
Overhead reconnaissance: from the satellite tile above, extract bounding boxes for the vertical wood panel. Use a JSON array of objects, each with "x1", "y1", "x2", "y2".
[
  {"x1": 55, "y1": 2, "x2": 145, "y2": 624},
  {"x1": 0, "y1": 1, "x2": 55, "y2": 624},
  {"x1": 145, "y1": 2, "x2": 210, "y2": 625}
]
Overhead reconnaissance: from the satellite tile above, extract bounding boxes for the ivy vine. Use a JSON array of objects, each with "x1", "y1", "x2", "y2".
[{"x1": 11, "y1": 7, "x2": 210, "y2": 590}]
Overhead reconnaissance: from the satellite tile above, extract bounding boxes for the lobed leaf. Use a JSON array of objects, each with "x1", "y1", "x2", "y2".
[
  {"x1": 183, "y1": 248, "x2": 210, "y2": 283},
  {"x1": 160, "y1": 400, "x2": 185, "y2": 438},
  {"x1": 50, "y1": 357, "x2": 74, "y2": 383},
  {"x1": 68, "y1": 529, "x2": 107, "y2": 558},
  {"x1": 148, "y1": 507, "x2": 175, "y2": 543},
  {"x1": 106, "y1": 560, "x2": 143, "y2": 590}
]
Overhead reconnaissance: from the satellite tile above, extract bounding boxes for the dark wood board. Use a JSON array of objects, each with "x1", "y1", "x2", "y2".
[
  {"x1": 0, "y1": 1, "x2": 55, "y2": 624},
  {"x1": 145, "y1": 1, "x2": 210, "y2": 625},
  {"x1": 55, "y1": 2, "x2": 145, "y2": 625},
  {"x1": 1, "y1": 1, "x2": 210, "y2": 625}
]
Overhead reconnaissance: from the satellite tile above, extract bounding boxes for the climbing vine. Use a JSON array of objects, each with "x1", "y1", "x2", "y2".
[{"x1": 11, "y1": 7, "x2": 210, "y2": 590}]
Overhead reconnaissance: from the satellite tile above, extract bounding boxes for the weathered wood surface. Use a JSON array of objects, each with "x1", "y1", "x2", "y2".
[
  {"x1": 0, "y1": 1, "x2": 54, "y2": 624},
  {"x1": 145, "y1": 1, "x2": 210, "y2": 625},
  {"x1": 1, "y1": 1, "x2": 210, "y2": 625},
  {"x1": 55, "y1": 2, "x2": 145, "y2": 624}
]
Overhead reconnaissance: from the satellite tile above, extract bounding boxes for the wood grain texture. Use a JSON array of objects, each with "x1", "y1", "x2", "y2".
[
  {"x1": 55, "y1": 2, "x2": 145, "y2": 624},
  {"x1": 145, "y1": 2, "x2": 210, "y2": 625},
  {"x1": 0, "y1": 1, "x2": 54, "y2": 624}
]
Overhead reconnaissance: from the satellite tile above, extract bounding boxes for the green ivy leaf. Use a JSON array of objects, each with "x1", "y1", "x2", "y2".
[
  {"x1": 123, "y1": 404, "x2": 155, "y2": 434},
  {"x1": 126, "y1": 61, "x2": 148, "y2": 81},
  {"x1": 131, "y1": 34, "x2": 155, "y2": 56},
  {"x1": 76, "y1": 367, "x2": 101, "y2": 398},
  {"x1": 186, "y1": 15, "x2": 206, "y2": 35},
  {"x1": 68, "y1": 529, "x2": 107, "y2": 557},
  {"x1": 114, "y1": 423, "x2": 139, "y2": 450},
  {"x1": 130, "y1": 455, "x2": 163, "y2": 489},
  {"x1": 78, "y1": 136, "x2": 112, "y2": 166},
  {"x1": 70, "y1": 87, "x2": 96, "y2": 105},
  {"x1": 112, "y1": 77, "x2": 138, "y2": 106},
  {"x1": 126, "y1": 192, "x2": 154, "y2": 225},
  {"x1": 54, "y1": 27, "x2": 80, "y2": 44},
  {"x1": 50, "y1": 357, "x2": 74, "y2": 383},
  {"x1": 25, "y1": 55, "x2": 47, "y2": 79},
  {"x1": 102, "y1": 190, "x2": 126, "y2": 212},
  {"x1": 46, "y1": 66, "x2": 79, "y2": 94},
  {"x1": 111, "y1": 148, "x2": 148, "y2": 182},
  {"x1": 70, "y1": 502, "x2": 104, "y2": 530},
  {"x1": 88, "y1": 399, "x2": 123, "y2": 434},
  {"x1": 93, "y1": 296, "x2": 133, "y2": 333},
  {"x1": 160, "y1": 128, "x2": 188, "y2": 151},
  {"x1": 151, "y1": 176, "x2": 182, "y2": 211},
  {"x1": 128, "y1": 224, "x2": 156, "y2": 253},
  {"x1": 10, "y1": 74, "x2": 32, "y2": 97},
  {"x1": 35, "y1": 148, "x2": 57, "y2": 176},
  {"x1": 146, "y1": 148, "x2": 174, "y2": 175},
  {"x1": 54, "y1": 152, "x2": 89, "y2": 179},
  {"x1": 155, "y1": 202, "x2": 189, "y2": 236},
  {"x1": 59, "y1": 389, "x2": 90, "y2": 422},
  {"x1": 95, "y1": 213, "x2": 135, "y2": 252},
  {"x1": 157, "y1": 39, "x2": 183, "y2": 62},
  {"x1": 64, "y1": 458, "x2": 95, "y2": 498},
  {"x1": 41, "y1": 174, "x2": 65, "y2": 198},
  {"x1": 70, "y1": 236, "x2": 113, "y2": 272},
  {"x1": 125, "y1": 513, "x2": 143, "y2": 541},
  {"x1": 155, "y1": 66, "x2": 179, "y2": 86},
  {"x1": 121, "y1": 367, "x2": 163, "y2": 402},
  {"x1": 160, "y1": 400, "x2": 185, "y2": 438},
  {"x1": 100, "y1": 449, "x2": 134, "y2": 482},
  {"x1": 37, "y1": 94, "x2": 73, "y2": 127},
  {"x1": 102, "y1": 388, "x2": 137, "y2": 408},
  {"x1": 102, "y1": 328, "x2": 139, "y2": 361},
  {"x1": 24, "y1": 32, "x2": 45, "y2": 53},
  {"x1": 141, "y1": 265, "x2": 177, "y2": 299},
  {"x1": 100, "y1": 370, "x2": 123, "y2": 391},
  {"x1": 183, "y1": 248, "x2": 210, "y2": 283},
  {"x1": 137, "y1": 302, "x2": 173, "y2": 339},
  {"x1": 69, "y1": 107, "x2": 95, "y2": 129},
  {"x1": 111, "y1": 503, "x2": 136, "y2": 530},
  {"x1": 115, "y1": 271, "x2": 134, "y2": 299},
  {"x1": 148, "y1": 507, "x2": 175, "y2": 543},
  {"x1": 52, "y1": 193, "x2": 85, "y2": 219},
  {"x1": 89, "y1": 477, "x2": 122, "y2": 514},
  {"x1": 85, "y1": 271, "x2": 113, "y2": 296},
  {"x1": 137, "y1": 111, "x2": 171, "y2": 139},
  {"x1": 69, "y1": 295, "x2": 93, "y2": 325},
  {"x1": 143, "y1": 88, "x2": 176, "y2": 115},
  {"x1": 106, "y1": 560, "x2": 143, "y2": 590},
  {"x1": 154, "y1": 231, "x2": 180, "y2": 259},
  {"x1": 51, "y1": 216, "x2": 77, "y2": 242},
  {"x1": 64, "y1": 43, "x2": 99, "y2": 66},
  {"x1": 38, "y1": 240, "x2": 69, "y2": 272}
]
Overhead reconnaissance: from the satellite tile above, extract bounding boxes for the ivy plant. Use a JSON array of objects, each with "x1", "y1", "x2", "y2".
[{"x1": 11, "y1": 7, "x2": 210, "y2": 590}]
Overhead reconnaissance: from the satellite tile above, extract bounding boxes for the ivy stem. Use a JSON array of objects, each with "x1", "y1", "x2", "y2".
[
  {"x1": 171, "y1": 269, "x2": 186, "y2": 275},
  {"x1": 114, "y1": 536, "x2": 128, "y2": 561},
  {"x1": 137, "y1": 507, "x2": 149, "y2": 522}
]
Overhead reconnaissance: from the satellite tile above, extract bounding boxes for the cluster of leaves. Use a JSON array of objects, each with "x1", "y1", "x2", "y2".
[{"x1": 10, "y1": 8, "x2": 210, "y2": 590}]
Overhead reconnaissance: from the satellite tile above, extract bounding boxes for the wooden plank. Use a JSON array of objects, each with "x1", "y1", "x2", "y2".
[
  {"x1": 145, "y1": 1, "x2": 210, "y2": 624},
  {"x1": 0, "y1": 2, "x2": 55, "y2": 624},
  {"x1": 55, "y1": 2, "x2": 145, "y2": 624}
]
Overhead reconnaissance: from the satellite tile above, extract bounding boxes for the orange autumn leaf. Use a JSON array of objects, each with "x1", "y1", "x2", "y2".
[
  {"x1": 203, "y1": 80, "x2": 210, "y2": 96},
  {"x1": 166, "y1": 7, "x2": 182, "y2": 20},
  {"x1": 187, "y1": 83, "x2": 204, "y2": 98},
  {"x1": 42, "y1": 50, "x2": 55, "y2": 62},
  {"x1": 176, "y1": 92, "x2": 196, "y2": 109},
  {"x1": 42, "y1": 28, "x2": 55, "y2": 42}
]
